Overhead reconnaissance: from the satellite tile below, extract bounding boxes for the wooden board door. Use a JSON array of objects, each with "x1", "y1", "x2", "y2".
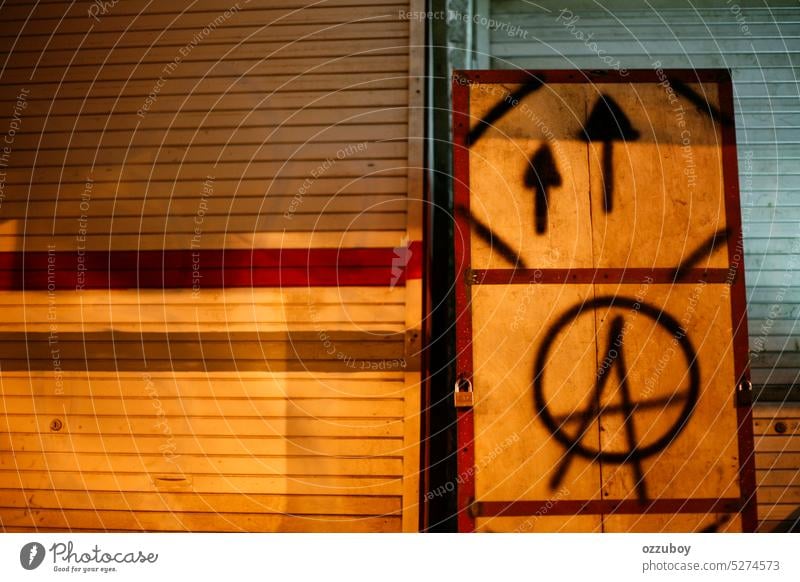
[{"x1": 453, "y1": 69, "x2": 756, "y2": 533}]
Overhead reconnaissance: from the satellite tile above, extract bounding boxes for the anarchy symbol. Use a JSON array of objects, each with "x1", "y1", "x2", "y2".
[{"x1": 533, "y1": 296, "x2": 701, "y2": 500}]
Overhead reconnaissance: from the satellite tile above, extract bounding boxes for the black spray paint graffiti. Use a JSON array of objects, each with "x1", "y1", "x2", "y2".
[
  {"x1": 524, "y1": 144, "x2": 562, "y2": 234},
  {"x1": 578, "y1": 94, "x2": 640, "y2": 214},
  {"x1": 533, "y1": 296, "x2": 701, "y2": 501},
  {"x1": 467, "y1": 77, "x2": 724, "y2": 241},
  {"x1": 456, "y1": 207, "x2": 528, "y2": 269},
  {"x1": 467, "y1": 78, "x2": 544, "y2": 146}
]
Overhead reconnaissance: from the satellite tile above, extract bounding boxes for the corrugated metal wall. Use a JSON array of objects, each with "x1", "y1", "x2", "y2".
[
  {"x1": 478, "y1": 0, "x2": 799, "y2": 532},
  {"x1": 0, "y1": 0, "x2": 424, "y2": 532}
]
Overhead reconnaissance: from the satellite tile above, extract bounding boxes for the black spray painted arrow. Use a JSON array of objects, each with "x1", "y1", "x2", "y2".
[
  {"x1": 524, "y1": 144, "x2": 562, "y2": 234},
  {"x1": 579, "y1": 94, "x2": 640, "y2": 213}
]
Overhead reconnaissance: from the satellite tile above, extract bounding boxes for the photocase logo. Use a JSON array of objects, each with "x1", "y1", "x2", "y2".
[{"x1": 20, "y1": 542, "x2": 46, "y2": 570}]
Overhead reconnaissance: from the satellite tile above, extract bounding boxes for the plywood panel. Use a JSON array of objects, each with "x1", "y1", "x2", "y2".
[
  {"x1": 596, "y1": 284, "x2": 740, "y2": 503},
  {"x1": 471, "y1": 284, "x2": 603, "y2": 530},
  {"x1": 587, "y1": 84, "x2": 728, "y2": 269},
  {"x1": 468, "y1": 82, "x2": 593, "y2": 270}
]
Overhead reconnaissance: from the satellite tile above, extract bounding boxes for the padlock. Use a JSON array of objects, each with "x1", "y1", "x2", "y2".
[{"x1": 454, "y1": 376, "x2": 474, "y2": 408}]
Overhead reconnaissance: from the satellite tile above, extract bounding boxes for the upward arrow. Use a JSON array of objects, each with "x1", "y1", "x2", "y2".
[
  {"x1": 524, "y1": 144, "x2": 562, "y2": 234},
  {"x1": 579, "y1": 94, "x2": 640, "y2": 213}
]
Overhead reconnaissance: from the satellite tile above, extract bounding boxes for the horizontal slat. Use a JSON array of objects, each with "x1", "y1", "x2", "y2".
[
  {"x1": 755, "y1": 434, "x2": 800, "y2": 451},
  {"x1": 758, "y1": 503, "x2": 800, "y2": 520},
  {"x1": 0, "y1": 508, "x2": 400, "y2": 532},
  {"x1": 751, "y1": 352, "x2": 800, "y2": 368},
  {"x1": 5, "y1": 141, "x2": 406, "y2": 168},
  {"x1": 0, "y1": 396, "x2": 405, "y2": 418},
  {"x1": 0, "y1": 22, "x2": 409, "y2": 53},
  {"x1": 3, "y1": 37, "x2": 409, "y2": 69},
  {"x1": 0, "y1": 54, "x2": 408, "y2": 84},
  {"x1": 754, "y1": 419, "x2": 800, "y2": 436},
  {"x1": 0, "y1": 0, "x2": 403, "y2": 14},
  {"x1": 0, "y1": 489, "x2": 402, "y2": 516},
  {"x1": 0, "y1": 5, "x2": 407, "y2": 36},
  {"x1": 756, "y1": 469, "x2": 800, "y2": 486},
  {"x1": 0, "y1": 73, "x2": 407, "y2": 102},
  {"x1": 4, "y1": 106, "x2": 407, "y2": 134},
  {"x1": 756, "y1": 486, "x2": 800, "y2": 503},
  {"x1": 1, "y1": 212, "x2": 407, "y2": 234},
  {"x1": 0, "y1": 194, "x2": 408, "y2": 220},
  {"x1": 0, "y1": 469, "x2": 402, "y2": 495},
  {"x1": 0, "y1": 451, "x2": 403, "y2": 475},
  {"x1": 0, "y1": 415, "x2": 404, "y2": 438},
  {"x1": 0, "y1": 231, "x2": 407, "y2": 251},
  {"x1": 0, "y1": 89, "x2": 410, "y2": 118},
  {"x1": 1, "y1": 160, "x2": 406, "y2": 183},
  {"x1": 3, "y1": 176, "x2": 407, "y2": 200},
  {"x1": 7, "y1": 124, "x2": 407, "y2": 151},
  {"x1": 0, "y1": 434, "x2": 405, "y2": 457},
  {"x1": 0, "y1": 370, "x2": 406, "y2": 398}
]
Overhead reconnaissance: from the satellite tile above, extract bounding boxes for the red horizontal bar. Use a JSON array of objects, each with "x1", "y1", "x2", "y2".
[
  {"x1": 471, "y1": 268, "x2": 732, "y2": 285},
  {"x1": 475, "y1": 498, "x2": 744, "y2": 518},
  {"x1": 0, "y1": 242, "x2": 422, "y2": 290}
]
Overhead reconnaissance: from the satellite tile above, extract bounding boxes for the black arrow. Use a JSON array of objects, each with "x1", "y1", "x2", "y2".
[
  {"x1": 579, "y1": 94, "x2": 640, "y2": 213},
  {"x1": 524, "y1": 144, "x2": 562, "y2": 234}
]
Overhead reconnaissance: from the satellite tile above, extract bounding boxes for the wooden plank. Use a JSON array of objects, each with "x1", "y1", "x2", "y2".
[
  {"x1": 754, "y1": 418, "x2": 800, "y2": 436},
  {"x1": 7, "y1": 124, "x2": 408, "y2": 150},
  {"x1": 588, "y1": 83, "x2": 728, "y2": 269},
  {"x1": 0, "y1": 370, "x2": 407, "y2": 398},
  {"x1": 758, "y1": 504, "x2": 800, "y2": 521},
  {"x1": 1, "y1": 89, "x2": 410, "y2": 119},
  {"x1": 0, "y1": 54, "x2": 408, "y2": 84},
  {"x1": 597, "y1": 284, "x2": 741, "y2": 505},
  {"x1": 0, "y1": 416, "x2": 404, "y2": 438},
  {"x1": 0, "y1": 471, "x2": 403, "y2": 496},
  {"x1": 756, "y1": 486, "x2": 800, "y2": 503},
  {"x1": 3, "y1": 38, "x2": 410, "y2": 69},
  {"x1": 0, "y1": 451, "x2": 403, "y2": 476},
  {"x1": 0, "y1": 286, "x2": 405, "y2": 305},
  {"x1": 753, "y1": 403, "x2": 800, "y2": 417},
  {"x1": 7, "y1": 141, "x2": 407, "y2": 167},
  {"x1": 468, "y1": 82, "x2": 593, "y2": 270},
  {"x1": 756, "y1": 452, "x2": 800, "y2": 469},
  {"x1": 4, "y1": 212, "x2": 408, "y2": 235},
  {"x1": 0, "y1": 23, "x2": 410, "y2": 53},
  {"x1": 470, "y1": 283, "x2": 603, "y2": 530},
  {"x1": 0, "y1": 231, "x2": 407, "y2": 252},
  {"x1": 0, "y1": 5, "x2": 407, "y2": 36},
  {"x1": 0, "y1": 508, "x2": 401, "y2": 532},
  {"x1": 0, "y1": 489, "x2": 402, "y2": 516},
  {"x1": 604, "y1": 513, "x2": 742, "y2": 533},
  {"x1": 1, "y1": 159, "x2": 406, "y2": 183},
  {"x1": 0, "y1": 396, "x2": 405, "y2": 419},
  {"x1": 0, "y1": 0, "x2": 403, "y2": 14},
  {"x1": 0, "y1": 195, "x2": 409, "y2": 221},
  {"x1": 0, "y1": 434, "x2": 405, "y2": 457},
  {"x1": 2, "y1": 176, "x2": 408, "y2": 200},
  {"x1": 476, "y1": 515, "x2": 601, "y2": 533},
  {"x1": 9, "y1": 106, "x2": 407, "y2": 133},
  {"x1": 755, "y1": 435, "x2": 800, "y2": 451},
  {"x1": 755, "y1": 469, "x2": 800, "y2": 487}
]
